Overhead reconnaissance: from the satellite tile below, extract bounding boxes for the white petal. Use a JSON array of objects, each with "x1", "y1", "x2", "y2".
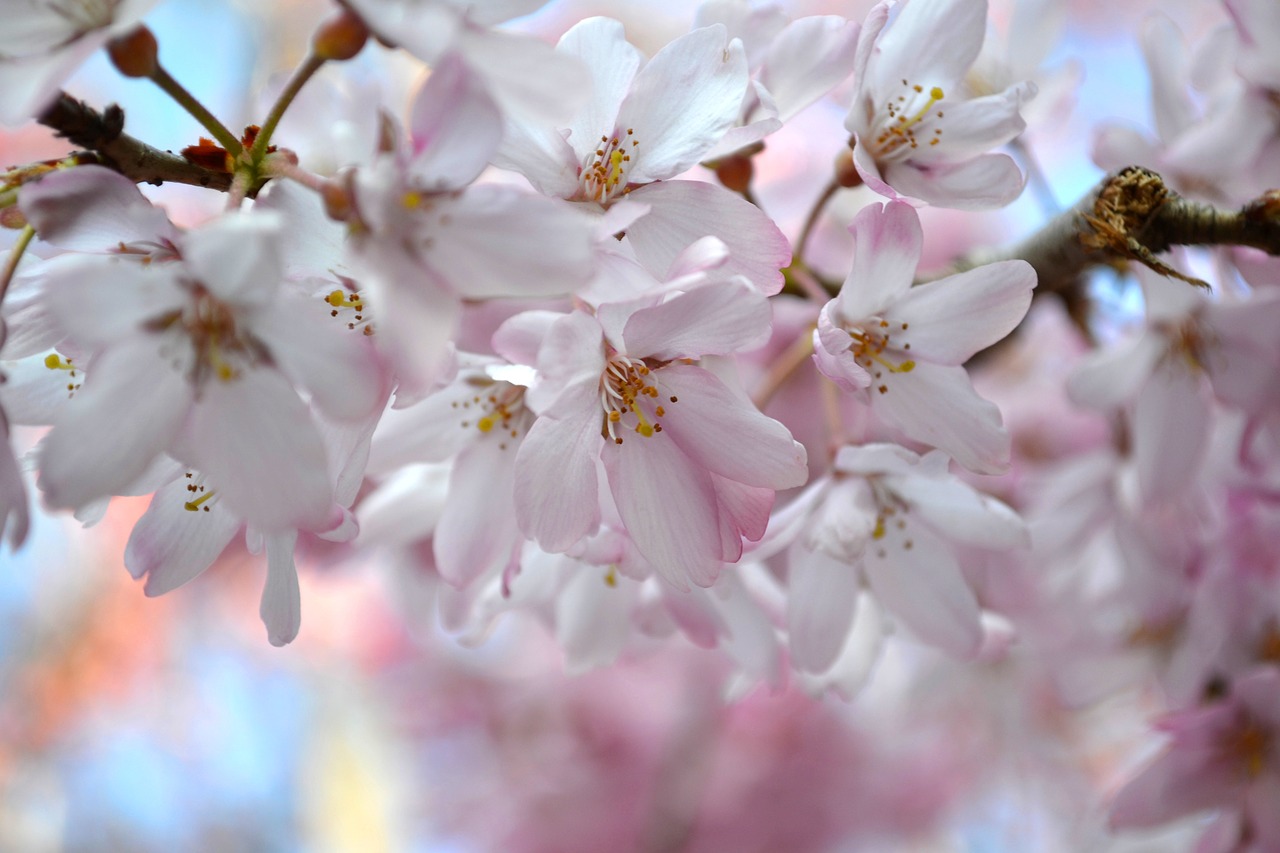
[
  {"x1": 621, "y1": 280, "x2": 770, "y2": 359},
  {"x1": 603, "y1": 430, "x2": 723, "y2": 590},
  {"x1": 43, "y1": 256, "x2": 187, "y2": 348},
  {"x1": 20, "y1": 165, "x2": 178, "y2": 251},
  {"x1": 617, "y1": 26, "x2": 749, "y2": 181},
  {"x1": 184, "y1": 368, "x2": 334, "y2": 532},
  {"x1": 871, "y1": 0, "x2": 985, "y2": 89},
  {"x1": 39, "y1": 339, "x2": 191, "y2": 509},
  {"x1": 625, "y1": 180, "x2": 791, "y2": 295},
  {"x1": 182, "y1": 213, "x2": 284, "y2": 308},
  {"x1": 513, "y1": 412, "x2": 602, "y2": 552},
  {"x1": 435, "y1": 440, "x2": 522, "y2": 588},
  {"x1": 890, "y1": 466, "x2": 1029, "y2": 550},
  {"x1": 426, "y1": 187, "x2": 594, "y2": 299},
  {"x1": 886, "y1": 260, "x2": 1036, "y2": 364},
  {"x1": 837, "y1": 200, "x2": 921, "y2": 321},
  {"x1": 862, "y1": 523, "x2": 982, "y2": 656},
  {"x1": 872, "y1": 360, "x2": 1012, "y2": 474},
  {"x1": 1067, "y1": 332, "x2": 1165, "y2": 411},
  {"x1": 883, "y1": 153, "x2": 1026, "y2": 210},
  {"x1": 657, "y1": 364, "x2": 808, "y2": 490},
  {"x1": 260, "y1": 531, "x2": 301, "y2": 646},
  {"x1": 788, "y1": 546, "x2": 859, "y2": 673},
  {"x1": 556, "y1": 17, "x2": 642, "y2": 161},
  {"x1": 408, "y1": 54, "x2": 503, "y2": 190},
  {"x1": 125, "y1": 475, "x2": 240, "y2": 595},
  {"x1": 1133, "y1": 362, "x2": 1211, "y2": 503},
  {"x1": 760, "y1": 16, "x2": 860, "y2": 122}
]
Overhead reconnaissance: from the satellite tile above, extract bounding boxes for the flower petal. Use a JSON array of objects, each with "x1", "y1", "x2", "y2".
[
  {"x1": 788, "y1": 546, "x2": 859, "y2": 673},
  {"x1": 837, "y1": 200, "x2": 921, "y2": 321},
  {"x1": 260, "y1": 531, "x2": 301, "y2": 646},
  {"x1": 656, "y1": 363, "x2": 808, "y2": 490},
  {"x1": 514, "y1": 411, "x2": 602, "y2": 552},
  {"x1": 126, "y1": 475, "x2": 241, "y2": 595},
  {"x1": 20, "y1": 164, "x2": 178, "y2": 250},
  {"x1": 621, "y1": 279, "x2": 770, "y2": 359}
]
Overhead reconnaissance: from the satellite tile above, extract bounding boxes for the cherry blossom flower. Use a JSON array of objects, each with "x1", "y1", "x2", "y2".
[
  {"x1": 1111, "y1": 667, "x2": 1280, "y2": 849},
  {"x1": 695, "y1": 1, "x2": 861, "y2": 161},
  {"x1": 1068, "y1": 268, "x2": 1280, "y2": 504},
  {"x1": 844, "y1": 0, "x2": 1035, "y2": 209},
  {"x1": 345, "y1": 56, "x2": 595, "y2": 396},
  {"x1": 494, "y1": 16, "x2": 792, "y2": 293},
  {"x1": 786, "y1": 443, "x2": 1027, "y2": 667},
  {"x1": 511, "y1": 279, "x2": 808, "y2": 591},
  {"x1": 812, "y1": 200, "x2": 1035, "y2": 474},
  {"x1": 0, "y1": 0, "x2": 159, "y2": 125},
  {"x1": 24, "y1": 170, "x2": 383, "y2": 532},
  {"x1": 341, "y1": 0, "x2": 587, "y2": 126}
]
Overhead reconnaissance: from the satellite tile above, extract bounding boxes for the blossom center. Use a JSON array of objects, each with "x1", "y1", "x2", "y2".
[
  {"x1": 43, "y1": 352, "x2": 83, "y2": 398},
  {"x1": 579, "y1": 128, "x2": 640, "y2": 204},
  {"x1": 325, "y1": 288, "x2": 374, "y2": 336},
  {"x1": 599, "y1": 354, "x2": 675, "y2": 445},
  {"x1": 847, "y1": 318, "x2": 916, "y2": 393},
  {"x1": 146, "y1": 286, "x2": 259, "y2": 385},
  {"x1": 181, "y1": 471, "x2": 217, "y2": 513},
  {"x1": 1221, "y1": 715, "x2": 1272, "y2": 780},
  {"x1": 452, "y1": 379, "x2": 531, "y2": 451},
  {"x1": 868, "y1": 80, "x2": 946, "y2": 161}
]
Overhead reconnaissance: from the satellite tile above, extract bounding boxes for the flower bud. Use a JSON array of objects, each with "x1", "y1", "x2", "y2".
[
  {"x1": 0, "y1": 207, "x2": 28, "y2": 230},
  {"x1": 312, "y1": 10, "x2": 369, "y2": 61},
  {"x1": 834, "y1": 145, "x2": 863, "y2": 189},
  {"x1": 107, "y1": 25, "x2": 158, "y2": 78},
  {"x1": 713, "y1": 153, "x2": 754, "y2": 195}
]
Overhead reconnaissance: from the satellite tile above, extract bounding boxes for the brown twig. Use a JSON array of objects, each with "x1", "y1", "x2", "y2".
[{"x1": 35, "y1": 92, "x2": 233, "y2": 192}]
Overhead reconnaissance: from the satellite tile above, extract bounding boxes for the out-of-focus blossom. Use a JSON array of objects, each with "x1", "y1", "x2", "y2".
[
  {"x1": 785, "y1": 442, "x2": 1027, "y2": 669},
  {"x1": 0, "y1": 0, "x2": 159, "y2": 126},
  {"x1": 1111, "y1": 667, "x2": 1280, "y2": 849}
]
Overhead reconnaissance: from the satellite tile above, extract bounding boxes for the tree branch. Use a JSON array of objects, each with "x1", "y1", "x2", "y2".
[
  {"x1": 35, "y1": 92, "x2": 233, "y2": 192},
  {"x1": 966, "y1": 166, "x2": 1280, "y2": 294}
]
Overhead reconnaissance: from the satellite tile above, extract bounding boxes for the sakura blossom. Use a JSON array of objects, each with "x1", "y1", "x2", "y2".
[
  {"x1": 844, "y1": 0, "x2": 1035, "y2": 208},
  {"x1": 3, "y1": 0, "x2": 1280, "y2": 848},
  {"x1": 812, "y1": 199, "x2": 1035, "y2": 473}
]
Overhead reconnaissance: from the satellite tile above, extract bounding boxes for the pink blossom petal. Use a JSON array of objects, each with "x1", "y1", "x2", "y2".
[
  {"x1": 43, "y1": 256, "x2": 187, "y2": 348},
  {"x1": 625, "y1": 180, "x2": 791, "y2": 295},
  {"x1": 890, "y1": 468, "x2": 1029, "y2": 550},
  {"x1": 621, "y1": 280, "x2": 770, "y2": 359},
  {"x1": 20, "y1": 165, "x2": 178, "y2": 250},
  {"x1": 656, "y1": 363, "x2": 808, "y2": 490},
  {"x1": 435, "y1": 440, "x2": 522, "y2": 588},
  {"x1": 39, "y1": 340, "x2": 191, "y2": 510},
  {"x1": 184, "y1": 368, "x2": 334, "y2": 533},
  {"x1": 871, "y1": 0, "x2": 985, "y2": 88},
  {"x1": 871, "y1": 360, "x2": 1011, "y2": 474},
  {"x1": 812, "y1": 313, "x2": 872, "y2": 392},
  {"x1": 251, "y1": 294, "x2": 385, "y2": 422},
  {"x1": 788, "y1": 546, "x2": 859, "y2": 673},
  {"x1": 428, "y1": 186, "x2": 594, "y2": 299},
  {"x1": 556, "y1": 567, "x2": 633, "y2": 673},
  {"x1": 183, "y1": 213, "x2": 284, "y2": 308},
  {"x1": 1067, "y1": 332, "x2": 1165, "y2": 411},
  {"x1": 260, "y1": 531, "x2": 301, "y2": 646},
  {"x1": 0, "y1": 425, "x2": 29, "y2": 550},
  {"x1": 837, "y1": 200, "x2": 921, "y2": 321},
  {"x1": 617, "y1": 25, "x2": 748, "y2": 182},
  {"x1": 451, "y1": 26, "x2": 590, "y2": 127},
  {"x1": 408, "y1": 54, "x2": 503, "y2": 190},
  {"x1": 514, "y1": 412, "x2": 602, "y2": 552},
  {"x1": 905, "y1": 85, "x2": 1032, "y2": 166},
  {"x1": 883, "y1": 153, "x2": 1026, "y2": 210},
  {"x1": 604, "y1": 431, "x2": 723, "y2": 590},
  {"x1": 760, "y1": 16, "x2": 860, "y2": 122},
  {"x1": 1109, "y1": 740, "x2": 1240, "y2": 828},
  {"x1": 886, "y1": 260, "x2": 1036, "y2": 364},
  {"x1": 126, "y1": 476, "x2": 240, "y2": 595},
  {"x1": 712, "y1": 475, "x2": 774, "y2": 547},
  {"x1": 1133, "y1": 362, "x2": 1212, "y2": 503},
  {"x1": 861, "y1": 523, "x2": 982, "y2": 656},
  {"x1": 556, "y1": 17, "x2": 642, "y2": 161}
]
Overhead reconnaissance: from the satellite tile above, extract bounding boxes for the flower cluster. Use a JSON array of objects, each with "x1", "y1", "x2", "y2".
[{"x1": 3, "y1": 0, "x2": 1280, "y2": 846}]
